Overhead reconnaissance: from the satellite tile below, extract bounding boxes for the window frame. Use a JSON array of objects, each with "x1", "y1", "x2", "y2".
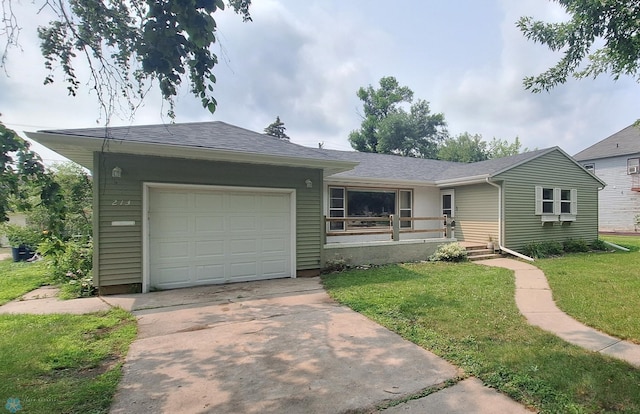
[
  {"x1": 628, "y1": 158, "x2": 640, "y2": 175},
  {"x1": 327, "y1": 186, "x2": 413, "y2": 232},
  {"x1": 535, "y1": 186, "x2": 577, "y2": 222}
]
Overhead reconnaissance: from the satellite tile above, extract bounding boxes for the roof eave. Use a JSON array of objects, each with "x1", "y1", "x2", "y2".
[
  {"x1": 434, "y1": 174, "x2": 490, "y2": 187},
  {"x1": 25, "y1": 131, "x2": 358, "y2": 174},
  {"x1": 325, "y1": 176, "x2": 438, "y2": 187}
]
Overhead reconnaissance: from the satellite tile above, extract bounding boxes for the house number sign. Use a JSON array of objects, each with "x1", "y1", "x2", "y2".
[{"x1": 112, "y1": 200, "x2": 131, "y2": 206}]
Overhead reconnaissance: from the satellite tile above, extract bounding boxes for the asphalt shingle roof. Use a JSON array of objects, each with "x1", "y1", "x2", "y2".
[
  {"x1": 39, "y1": 121, "x2": 561, "y2": 184},
  {"x1": 574, "y1": 124, "x2": 640, "y2": 161},
  {"x1": 42, "y1": 121, "x2": 337, "y2": 161},
  {"x1": 323, "y1": 148, "x2": 552, "y2": 183}
]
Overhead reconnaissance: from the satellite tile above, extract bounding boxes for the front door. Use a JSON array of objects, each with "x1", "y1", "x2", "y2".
[{"x1": 441, "y1": 190, "x2": 454, "y2": 219}]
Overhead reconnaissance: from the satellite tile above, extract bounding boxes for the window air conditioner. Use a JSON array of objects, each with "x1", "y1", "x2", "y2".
[{"x1": 629, "y1": 166, "x2": 639, "y2": 174}]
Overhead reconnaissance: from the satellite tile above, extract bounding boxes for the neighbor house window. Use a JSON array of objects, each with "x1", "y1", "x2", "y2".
[
  {"x1": 328, "y1": 187, "x2": 412, "y2": 231},
  {"x1": 628, "y1": 158, "x2": 640, "y2": 175},
  {"x1": 583, "y1": 163, "x2": 595, "y2": 173},
  {"x1": 535, "y1": 186, "x2": 577, "y2": 221}
]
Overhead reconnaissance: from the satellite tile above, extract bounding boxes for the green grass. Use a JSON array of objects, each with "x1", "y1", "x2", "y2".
[
  {"x1": 323, "y1": 262, "x2": 640, "y2": 413},
  {"x1": 0, "y1": 258, "x2": 53, "y2": 305},
  {"x1": 0, "y1": 308, "x2": 137, "y2": 413},
  {"x1": 535, "y1": 235, "x2": 640, "y2": 344}
]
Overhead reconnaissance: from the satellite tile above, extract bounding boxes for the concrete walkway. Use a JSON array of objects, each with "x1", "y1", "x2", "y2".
[
  {"x1": 0, "y1": 276, "x2": 532, "y2": 414},
  {"x1": 478, "y1": 258, "x2": 640, "y2": 368}
]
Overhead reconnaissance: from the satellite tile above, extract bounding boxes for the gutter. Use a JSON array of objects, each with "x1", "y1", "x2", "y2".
[{"x1": 435, "y1": 174, "x2": 490, "y2": 187}]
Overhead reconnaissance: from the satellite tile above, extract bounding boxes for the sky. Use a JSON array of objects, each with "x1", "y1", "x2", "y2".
[{"x1": 1, "y1": 0, "x2": 638, "y2": 164}]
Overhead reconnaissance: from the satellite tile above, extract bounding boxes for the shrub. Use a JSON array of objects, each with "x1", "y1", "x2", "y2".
[
  {"x1": 323, "y1": 258, "x2": 348, "y2": 273},
  {"x1": 590, "y1": 239, "x2": 609, "y2": 251},
  {"x1": 430, "y1": 243, "x2": 468, "y2": 262},
  {"x1": 563, "y1": 238, "x2": 590, "y2": 253},
  {"x1": 1, "y1": 224, "x2": 43, "y2": 249},
  {"x1": 39, "y1": 234, "x2": 95, "y2": 297},
  {"x1": 522, "y1": 241, "x2": 564, "y2": 258}
]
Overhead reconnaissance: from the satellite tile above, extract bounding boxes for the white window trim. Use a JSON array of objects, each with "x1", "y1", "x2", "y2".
[
  {"x1": 327, "y1": 186, "x2": 413, "y2": 232},
  {"x1": 535, "y1": 186, "x2": 577, "y2": 222}
]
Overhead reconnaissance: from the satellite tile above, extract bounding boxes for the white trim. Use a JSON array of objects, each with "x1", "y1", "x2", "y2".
[
  {"x1": 142, "y1": 182, "x2": 296, "y2": 293},
  {"x1": 440, "y1": 189, "x2": 455, "y2": 218}
]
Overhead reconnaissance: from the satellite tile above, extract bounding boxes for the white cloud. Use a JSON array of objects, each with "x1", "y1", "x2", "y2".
[{"x1": 1, "y1": 0, "x2": 638, "y2": 162}]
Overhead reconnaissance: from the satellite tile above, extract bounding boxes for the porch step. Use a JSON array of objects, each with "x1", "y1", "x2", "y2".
[{"x1": 464, "y1": 246, "x2": 501, "y2": 261}]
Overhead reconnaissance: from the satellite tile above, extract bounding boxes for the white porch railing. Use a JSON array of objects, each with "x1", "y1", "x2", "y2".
[{"x1": 325, "y1": 215, "x2": 451, "y2": 241}]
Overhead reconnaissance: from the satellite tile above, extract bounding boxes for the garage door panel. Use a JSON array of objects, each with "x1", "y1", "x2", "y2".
[
  {"x1": 194, "y1": 215, "x2": 225, "y2": 232},
  {"x1": 194, "y1": 192, "x2": 224, "y2": 210},
  {"x1": 226, "y1": 194, "x2": 258, "y2": 212},
  {"x1": 229, "y1": 239, "x2": 257, "y2": 255},
  {"x1": 149, "y1": 187, "x2": 293, "y2": 290},
  {"x1": 263, "y1": 259, "x2": 287, "y2": 276},
  {"x1": 152, "y1": 215, "x2": 190, "y2": 235},
  {"x1": 261, "y1": 194, "x2": 290, "y2": 210},
  {"x1": 195, "y1": 265, "x2": 225, "y2": 283},
  {"x1": 155, "y1": 240, "x2": 190, "y2": 260},
  {"x1": 228, "y1": 215, "x2": 258, "y2": 231},
  {"x1": 155, "y1": 265, "x2": 192, "y2": 286},
  {"x1": 262, "y1": 214, "x2": 290, "y2": 231},
  {"x1": 194, "y1": 240, "x2": 224, "y2": 258},
  {"x1": 151, "y1": 191, "x2": 189, "y2": 210},
  {"x1": 228, "y1": 262, "x2": 258, "y2": 279},
  {"x1": 262, "y1": 238, "x2": 287, "y2": 254}
]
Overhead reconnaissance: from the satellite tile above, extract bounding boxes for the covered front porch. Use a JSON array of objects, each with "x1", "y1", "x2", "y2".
[{"x1": 322, "y1": 214, "x2": 457, "y2": 267}]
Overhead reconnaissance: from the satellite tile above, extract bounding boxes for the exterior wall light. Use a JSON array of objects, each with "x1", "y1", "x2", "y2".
[
  {"x1": 112, "y1": 166, "x2": 122, "y2": 178},
  {"x1": 305, "y1": 179, "x2": 313, "y2": 189}
]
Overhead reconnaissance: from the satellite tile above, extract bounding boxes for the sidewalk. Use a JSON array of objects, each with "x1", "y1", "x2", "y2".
[{"x1": 478, "y1": 258, "x2": 640, "y2": 368}]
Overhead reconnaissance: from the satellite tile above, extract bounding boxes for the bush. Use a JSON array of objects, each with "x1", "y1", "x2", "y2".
[
  {"x1": 39, "y1": 235, "x2": 94, "y2": 297},
  {"x1": 563, "y1": 238, "x2": 590, "y2": 253},
  {"x1": 323, "y1": 258, "x2": 348, "y2": 273},
  {"x1": 522, "y1": 241, "x2": 564, "y2": 258},
  {"x1": 430, "y1": 243, "x2": 468, "y2": 262},
  {"x1": 1, "y1": 224, "x2": 43, "y2": 249},
  {"x1": 590, "y1": 239, "x2": 609, "y2": 251}
]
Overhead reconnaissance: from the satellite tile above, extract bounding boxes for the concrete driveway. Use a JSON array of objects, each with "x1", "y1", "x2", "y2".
[{"x1": 103, "y1": 278, "x2": 531, "y2": 413}]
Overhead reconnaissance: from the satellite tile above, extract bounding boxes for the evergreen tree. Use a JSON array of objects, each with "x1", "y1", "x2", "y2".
[{"x1": 264, "y1": 116, "x2": 290, "y2": 140}]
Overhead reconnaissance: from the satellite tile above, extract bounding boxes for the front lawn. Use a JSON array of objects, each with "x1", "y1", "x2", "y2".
[
  {"x1": 0, "y1": 258, "x2": 52, "y2": 305},
  {"x1": 323, "y1": 262, "x2": 640, "y2": 413},
  {"x1": 536, "y1": 235, "x2": 640, "y2": 343},
  {"x1": 0, "y1": 256, "x2": 137, "y2": 413},
  {"x1": 0, "y1": 308, "x2": 136, "y2": 413}
]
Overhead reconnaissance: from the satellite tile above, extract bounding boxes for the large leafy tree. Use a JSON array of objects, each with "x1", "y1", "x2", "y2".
[
  {"x1": 1, "y1": 0, "x2": 252, "y2": 118},
  {"x1": 349, "y1": 76, "x2": 447, "y2": 158},
  {"x1": 438, "y1": 134, "x2": 525, "y2": 163},
  {"x1": 487, "y1": 136, "x2": 526, "y2": 158},
  {"x1": 264, "y1": 116, "x2": 290, "y2": 140},
  {"x1": 518, "y1": 1, "x2": 640, "y2": 92},
  {"x1": 0, "y1": 119, "x2": 69, "y2": 235},
  {"x1": 437, "y1": 133, "x2": 488, "y2": 163}
]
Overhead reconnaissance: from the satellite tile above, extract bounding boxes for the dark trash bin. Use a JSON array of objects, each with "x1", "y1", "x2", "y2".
[{"x1": 11, "y1": 245, "x2": 34, "y2": 262}]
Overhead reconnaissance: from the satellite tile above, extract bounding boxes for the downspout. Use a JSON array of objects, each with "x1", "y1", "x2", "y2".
[{"x1": 485, "y1": 177, "x2": 535, "y2": 261}]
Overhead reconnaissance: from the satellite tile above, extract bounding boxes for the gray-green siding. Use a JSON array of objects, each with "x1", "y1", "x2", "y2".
[
  {"x1": 94, "y1": 153, "x2": 323, "y2": 287},
  {"x1": 495, "y1": 150, "x2": 602, "y2": 251}
]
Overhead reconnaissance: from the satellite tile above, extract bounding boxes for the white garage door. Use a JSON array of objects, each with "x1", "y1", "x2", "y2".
[{"x1": 148, "y1": 186, "x2": 294, "y2": 290}]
